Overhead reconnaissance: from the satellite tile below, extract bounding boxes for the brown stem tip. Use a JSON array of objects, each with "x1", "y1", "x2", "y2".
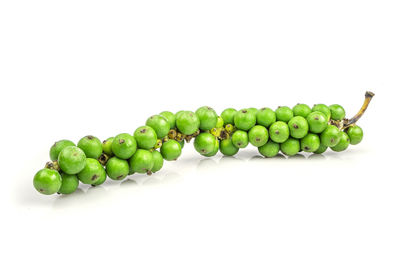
[{"x1": 342, "y1": 91, "x2": 375, "y2": 129}]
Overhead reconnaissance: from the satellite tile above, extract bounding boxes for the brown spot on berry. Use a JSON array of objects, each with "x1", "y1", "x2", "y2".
[
  {"x1": 275, "y1": 130, "x2": 280, "y2": 135},
  {"x1": 87, "y1": 135, "x2": 94, "y2": 140},
  {"x1": 117, "y1": 175, "x2": 124, "y2": 179},
  {"x1": 256, "y1": 138, "x2": 261, "y2": 142},
  {"x1": 242, "y1": 110, "x2": 247, "y2": 113},
  {"x1": 39, "y1": 188, "x2": 44, "y2": 192},
  {"x1": 140, "y1": 128, "x2": 147, "y2": 133},
  {"x1": 119, "y1": 139, "x2": 125, "y2": 144},
  {"x1": 91, "y1": 174, "x2": 98, "y2": 181},
  {"x1": 305, "y1": 146, "x2": 310, "y2": 151},
  {"x1": 293, "y1": 124, "x2": 298, "y2": 129},
  {"x1": 314, "y1": 117, "x2": 319, "y2": 120}
]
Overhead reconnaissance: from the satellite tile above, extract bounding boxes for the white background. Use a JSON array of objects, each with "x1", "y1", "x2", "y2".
[{"x1": 1, "y1": 1, "x2": 399, "y2": 266}]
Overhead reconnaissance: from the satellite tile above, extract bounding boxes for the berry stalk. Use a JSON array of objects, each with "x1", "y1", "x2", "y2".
[{"x1": 342, "y1": 91, "x2": 375, "y2": 130}]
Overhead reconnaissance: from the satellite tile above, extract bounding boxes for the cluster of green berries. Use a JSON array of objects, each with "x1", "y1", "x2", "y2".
[{"x1": 33, "y1": 104, "x2": 365, "y2": 196}]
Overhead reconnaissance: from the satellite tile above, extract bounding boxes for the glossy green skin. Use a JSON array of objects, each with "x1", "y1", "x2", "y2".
[
  {"x1": 49, "y1": 140, "x2": 75, "y2": 161},
  {"x1": 329, "y1": 104, "x2": 346, "y2": 120},
  {"x1": 176, "y1": 111, "x2": 200, "y2": 135},
  {"x1": 269, "y1": 121, "x2": 290, "y2": 143},
  {"x1": 256, "y1": 107, "x2": 276, "y2": 127},
  {"x1": 111, "y1": 133, "x2": 137, "y2": 159},
  {"x1": 161, "y1": 140, "x2": 182, "y2": 161},
  {"x1": 151, "y1": 150, "x2": 164, "y2": 172},
  {"x1": 301, "y1": 133, "x2": 321, "y2": 152},
  {"x1": 248, "y1": 108, "x2": 258, "y2": 115},
  {"x1": 195, "y1": 106, "x2": 218, "y2": 131},
  {"x1": 307, "y1": 111, "x2": 328, "y2": 133},
  {"x1": 58, "y1": 146, "x2": 86, "y2": 174},
  {"x1": 106, "y1": 157, "x2": 129, "y2": 180},
  {"x1": 320, "y1": 125, "x2": 340, "y2": 147},
  {"x1": 129, "y1": 149, "x2": 154, "y2": 174},
  {"x1": 102, "y1": 137, "x2": 114, "y2": 156},
  {"x1": 221, "y1": 108, "x2": 237, "y2": 125},
  {"x1": 194, "y1": 133, "x2": 216, "y2": 155},
  {"x1": 288, "y1": 116, "x2": 309, "y2": 139},
  {"x1": 231, "y1": 130, "x2": 249, "y2": 148},
  {"x1": 234, "y1": 109, "x2": 256, "y2": 131},
  {"x1": 77, "y1": 158, "x2": 106, "y2": 185},
  {"x1": 312, "y1": 104, "x2": 331, "y2": 120},
  {"x1": 92, "y1": 170, "x2": 107, "y2": 185},
  {"x1": 331, "y1": 132, "x2": 350, "y2": 152},
  {"x1": 215, "y1": 116, "x2": 224, "y2": 128},
  {"x1": 219, "y1": 138, "x2": 239, "y2": 156},
  {"x1": 33, "y1": 169, "x2": 62, "y2": 195},
  {"x1": 58, "y1": 173, "x2": 79, "y2": 194},
  {"x1": 160, "y1": 111, "x2": 176, "y2": 129},
  {"x1": 347, "y1": 125, "x2": 363, "y2": 145},
  {"x1": 280, "y1": 138, "x2": 300, "y2": 156},
  {"x1": 134, "y1": 126, "x2": 157, "y2": 149},
  {"x1": 292, "y1": 104, "x2": 312, "y2": 118},
  {"x1": 146, "y1": 115, "x2": 170, "y2": 138},
  {"x1": 275, "y1": 106, "x2": 293, "y2": 123},
  {"x1": 248, "y1": 125, "x2": 269, "y2": 147},
  {"x1": 258, "y1": 140, "x2": 280, "y2": 158},
  {"x1": 314, "y1": 144, "x2": 328, "y2": 154},
  {"x1": 205, "y1": 139, "x2": 219, "y2": 157},
  {"x1": 77, "y1": 135, "x2": 103, "y2": 159}
]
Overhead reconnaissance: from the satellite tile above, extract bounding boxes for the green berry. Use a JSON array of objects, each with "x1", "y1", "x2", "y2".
[
  {"x1": 288, "y1": 116, "x2": 309, "y2": 139},
  {"x1": 269, "y1": 121, "x2": 290, "y2": 143},
  {"x1": 280, "y1": 138, "x2": 300, "y2": 156},
  {"x1": 58, "y1": 173, "x2": 79, "y2": 194},
  {"x1": 347, "y1": 125, "x2": 364, "y2": 145},
  {"x1": 176, "y1": 111, "x2": 200, "y2": 135},
  {"x1": 248, "y1": 125, "x2": 269, "y2": 147},
  {"x1": 102, "y1": 137, "x2": 114, "y2": 156},
  {"x1": 234, "y1": 109, "x2": 256, "y2": 131},
  {"x1": 258, "y1": 140, "x2": 280, "y2": 158},
  {"x1": 77, "y1": 135, "x2": 103, "y2": 159},
  {"x1": 221, "y1": 108, "x2": 237, "y2": 125},
  {"x1": 320, "y1": 125, "x2": 340, "y2": 147},
  {"x1": 329, "y1": 104, "x2": 346, "y2": 120},
  {"x1": 77, "y1": 158, "x2": 106, "y2": 185},
  {"x1": 129, "y1": 149, "x2": 154, "y2": 174},
  {"x1": 178, "y1": 139, "x2": 185, "y2": 149},
  {"x1": 256, "y1": 107, "x2": 276, "y2": 127},
  {"x1": 219, "y1": 138, "x2": 239, "y2": 156},
  {"x1": 111, "y1": 133, "x2": 137, "y2": 159},
  {"x1": 312, "y1": 104, "x2": 331, "y2": 120},
  {"x1": 134, "y1": 126, "x2": 157, "y2": 149},
  {"x1": 215, "y1": 116, "x2": 224, "y2": 128},
  {"x1": 195, "y1": 106, "x2": 218, "y2": 130},
  {"x1": 194, "y1": 133, "x2": 216, "y2": 156},
  {"x1": 159, "y1": 111, "x2": 176, "y2": 129},
  {"x1": 314, "y1": 144, "x2": 328, "y2": 154},
  {"x1": 275, "y1": 106, "x2": 293, "y2": 122},
  {"x1": 331, "y1": 131, "x2": 350, "y2": 152},
  {"x1": 231, "y1": 130, "x2": 249, "y2": 148},
  {"x1": 106, "y1": 157, "x2": 130, "y2": 180},
  {"x1": 58, "y1": 146, "x2": 86, "y2": 174},
  {"x1": 49, "y1": 140, "x2": 75, "y2": 161},
  {"x1": 346, "y1": 125, "x2": 363, "y2": 145},
  {"x1": 151, "y1": 150, "x2": 164, "y2": 173},
  {"x1": 301, "y1": 133, "x2": 321, "y2": 153},
  {"x1": 146, "y1": 115, "x2": 170, "y2": 138},
  {"x1": 33, "y1": 168, "x2": 62, "y2": 195},
  {"x1": 205, "y1": 139, "x2": 219, "y2": 157},
  {"x1": 160, "y1": 140, "x2": 182, "y2": 161},
  {"x1": 292, "y1": 104, "x2": 312, "y2": 118},
  {"x1": 307, "y1": 111, "x2": 328, "y2": 133}
]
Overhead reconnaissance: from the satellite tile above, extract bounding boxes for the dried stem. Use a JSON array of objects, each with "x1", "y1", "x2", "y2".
[{"x1": 342, "y1": 91, "x2": 375, "y2": 130}]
